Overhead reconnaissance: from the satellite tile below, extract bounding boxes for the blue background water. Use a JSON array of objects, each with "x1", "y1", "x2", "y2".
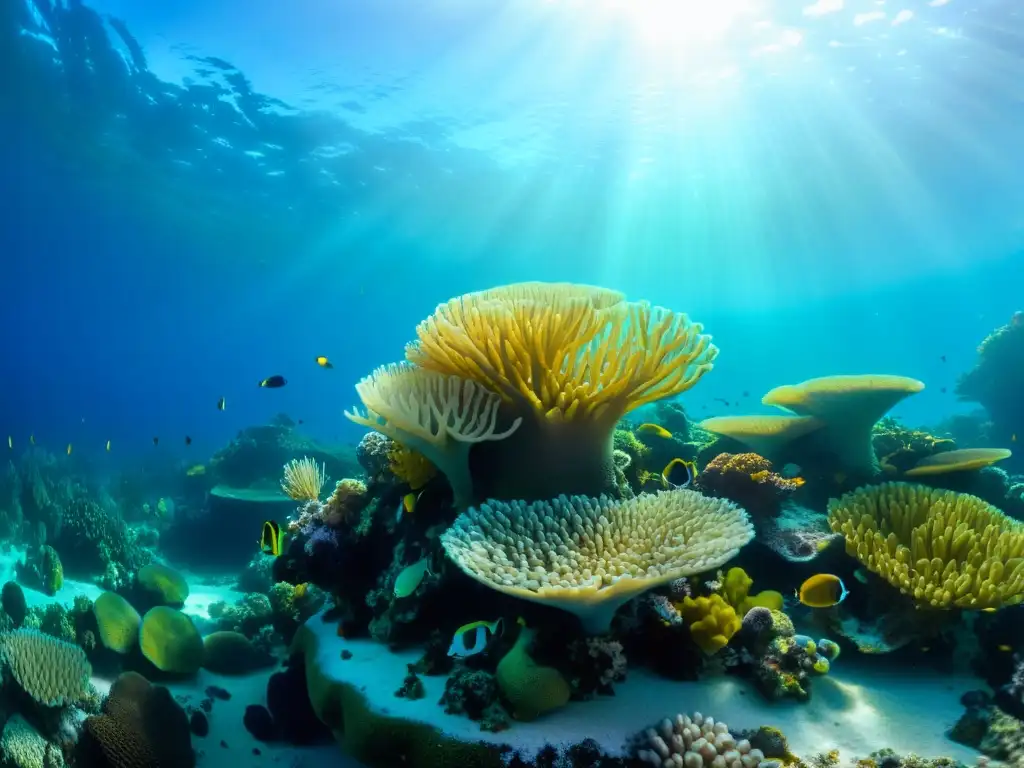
[{"x1": 1, "y1": 0, "x2": 1021, "y2": 475}]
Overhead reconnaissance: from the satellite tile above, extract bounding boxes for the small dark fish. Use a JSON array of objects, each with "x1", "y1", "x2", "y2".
[
  {"x1": 713, "y1": 397, "x2": 730, "y2": 407},
  {"x1": 259, "y1": 375, "x2": 287, "y2": 388},
  {"x1": 939, "y1": 355, "x2": 946, "y2": 363},
  {"x1": 185, "y1": 436, "x2": 192, "y2": 446},
  {"x1": 153, "y1": 437, "x2": 159, "y2": 446},
  {"x1": 217, "y1": 396, "x2": 226, "y2": 411},
  {"x1": 298, "y1": 419, "x2": 304, "y2": 424},
  {"x1": 742, "y1": 391, "x2": 750, "y2": 398},
  {"x1": 940, "y1": 387, "x2": 947, "y2": 394}
]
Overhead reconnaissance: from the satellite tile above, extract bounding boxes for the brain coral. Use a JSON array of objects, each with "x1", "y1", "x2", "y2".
[
  {"x1": 84, "y1": 670, "x2": 195, "y2": 768},
  {"x1": 94, "y1": 591, "x2": 142, "y2": 654},
  {"x1": 139, "y1": 607, "x2": 204, "y2": 675},
  {"x1": 828, "y1": 482, "x2": 1024, "y2": 609},
  {"x1": 0, "y1": 628, "x2": 91, "y2": 706},
  {"x1": 441, "y1": 488, "x2": 753, "y2": 634},
  {"x1": 137, "y1": 563, "x2": 189, "y2": 607}
]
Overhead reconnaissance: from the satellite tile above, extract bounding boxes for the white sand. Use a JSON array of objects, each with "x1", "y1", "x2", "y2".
[{"x1": 304, "y1": 615, "x2": 982, "y2": 764}]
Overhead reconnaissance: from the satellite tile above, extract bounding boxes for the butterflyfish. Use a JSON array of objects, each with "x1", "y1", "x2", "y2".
[
  {"x1": 259, "y1": 375, "x2": 287, "y2": 388},
  {"x1": 259, "y1": 520, "x2": 284, "y2": 557},
  {"x1": 66, "y1": 443, "x2": 72, "y2": 456},
  {"x1": 106, "y1": 440, "x2": 111, "y2": 452},
  {"x1": 315, "y1": 356, "x2": 333, "y2": 369},
  {"x1": 636, "y1": 423, "x2": 672, "y2": 439},
  {"x1": 662, "y1": 458, "x2": 696, "y2": 489},
  {"x1": 395, "y1": 491, "x2": 422, "y2": 522},
  {"x1": 796, "y1": 574, "x2": 849, "y2": 609},
  {"x1": 394, "y1": 558, "x2": 431, "y2": 598},
  {"x1": 217, "y1": 397, "x2": 226, "y2": 411},
  {"x1": 447, "y1": 619, "x2": 504, "y2": 658}
]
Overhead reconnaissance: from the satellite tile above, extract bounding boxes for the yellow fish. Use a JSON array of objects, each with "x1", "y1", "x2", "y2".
[
  {"x1": 448, "y1": 619, "x2": 503, "y2": 658},
  {"x1": 394, "y1": 558, "x2": 431, "y2": 598},
  {"x1": 186, "y1": 464, "x2": 206, "y2": 477},
  {"x1": 315, "y1": 356, "x2": 334, "y2": 369},
  {"x1": 998, "y1": 644, "x2": 1013, "y2": 652},
  {"x1": 796, "y1": 574, "x2": 849, "y2": 609},
  {"x1": 662, "y1": 458, "x2": 696, "y2": 489},
  {"x1": 982, "y1": 607, "x2": 998, "y2": 613},
  {"x1": 259, "y1": 520, "x2": 284, "y2": 557},
  {"x1": 636, "y1": 423, "x2": 672, "y2": 439},
  {"x1": 106, "y1": 440, "x2": 111, "y2": 452},
  {"x1": 66, "y1": 443, "x2": 72, "y2": 456}
]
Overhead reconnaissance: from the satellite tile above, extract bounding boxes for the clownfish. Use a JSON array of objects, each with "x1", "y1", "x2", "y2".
[
  {"x1": 796, "y1": 573, "x2": 849, "y2": 609},
  {"x1": 447, "y1": 619, "x2": 504, "y2": 658},
  {"x1": 662, "y1": 458, "x2": 697, "y2": 489},
  {"x1": 259, "y1": 520, "x2": 284, "y2": 556}
]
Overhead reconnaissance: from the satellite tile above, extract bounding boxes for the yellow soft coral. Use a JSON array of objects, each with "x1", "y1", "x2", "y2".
[
  {"x1": 828, "y1": 482, "x2": 1024, "y2": 610},
  {"x1": 722, "y1": 566, "x2": 784, "y2": 616},
  {"x1": 281, "y1": 457, "x2": 327, "y2": 502},
  {"x1": 680, "y1": 594, "x2": 741, "y2": 654},
  {"x1": 402, "y1": 282, "x2": 719, "y2": 501},
  {"x1": 387, "y1": 443, "x2": 437, "y2": 490}
]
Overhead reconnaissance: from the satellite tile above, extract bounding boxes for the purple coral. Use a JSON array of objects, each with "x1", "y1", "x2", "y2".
[
  {"x1": 356, "y1": 432, "x2": 393, "y2": 477},
  {"x1": 303, "y1": 524, "x2": 339, "y2": 556}
]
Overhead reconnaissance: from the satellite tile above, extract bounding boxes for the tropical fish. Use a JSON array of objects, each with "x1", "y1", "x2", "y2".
[
  {"x1": 217, "y1": 396, "x2": 226, "y2": 411},
  {"x1": 106, "y1": 440, "x2": 111, "y2": 452},
  {"x1": 662, "y1": 458, "x2": 696, "y2": 489},
  {"x1": 66, "y1": 443, "x2": 72, "y2": 456},
  {"x1": 185, "y1": 436, "x2": 192, "y2": 446},
  {"x1": 259, "y1": 375, "x2": 287, "y2": 388},
  {"x1": 186, "y1": 464, "x2": 206, "y2": 477},
  {"x1": 394, "y1": 558, "x2": 431, "y2": 598},
  {"x1": 403, "y1": 492, "x2": 418, "y2": 514},
  {"x1": 259, "y1": 520, "x2": 284, "y2": 556},
  {"x1": 447, "y1": 619, "x2": 504, "y2": 658},
  {"x1": 636, "y1": 423, "x2": 672, "y2": 439},
  {"x1": 796, "y1": 574, "x2": 849, "y2": 609},
  {"x1": 315, "y1": 356, "x2": 334, "y2": 369},
  {"x1": 998, "y1": 644, "x2": 1013, "y2": 652},
  {"x1": 153, "y1": 437, "x2": 159, "y2": 446}
]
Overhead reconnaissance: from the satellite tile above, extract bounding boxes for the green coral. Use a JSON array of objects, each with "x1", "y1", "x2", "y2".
[
  {"x1": 0, "y1": 714, "x2": 61, "y2": 768},
  {"x1": 201, "y1": 631, "x2": 273, "y2": 675},
  {"x1": 137, "y1": 562, "x2": 189, "y2": 607},
  {"x1": 0, "y1": 628, "x2": 91, "y2": 706},
  {"x1": 139, "y1": 606, "x2": 203, "y2": 675},
  {"x1": 613, "y1": 428, "x2": 650, "y2": 458},
  {"x1": 93, "y1": 591, "x2": 141, "y2": 654},
  {"x1": 495, "y1": 625, "x2": 570, "y2": 721}
]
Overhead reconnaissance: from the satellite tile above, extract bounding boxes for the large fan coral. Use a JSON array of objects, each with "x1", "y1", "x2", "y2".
[
  {"x1": 827, "y1": 482, "x2": 1024, "y2": 610},
  {"x1": 345, "y1": 363, "x2": 522, "y2": 507},
  {"x1": 406, "y1": 281, "x2": 718, "y2": 501},
  {"x1": 440, "y1": 489, "x2": 753, "y2": 634}
]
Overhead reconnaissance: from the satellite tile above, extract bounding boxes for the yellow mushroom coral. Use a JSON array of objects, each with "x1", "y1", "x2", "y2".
[
  {"x1": 762, "y1": 375, "x2": 925, "y2": 474},
  {"x1": 405, "y1": 281, "x2": 718, "y2": 501},
  {"x1": 440, "y1": 488, "x2": 754, "y2": 634},
  {"x1": 344, "y1": 363, "x2": 522, "y2": 507},
  {"x1": 904, "y1": 448, "x2": 1012, "y2": 477},
  {"x1": 698, "y1": 415, "x2": 823, "y2": 458},
  {"x1": 827, "y1": 482, "x2": 1024, "y2": 610}
]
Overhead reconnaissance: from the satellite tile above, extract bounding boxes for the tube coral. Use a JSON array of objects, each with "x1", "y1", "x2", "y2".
[
  {"x1": 440, "y1": 489, "x2": 753, "y2": 634},
  {"x1": 407, "y1": 281, "x2": 718, "y2": 501},
  {"x1": 280, "y1": 457, "x2": 327, "y2": 503}
]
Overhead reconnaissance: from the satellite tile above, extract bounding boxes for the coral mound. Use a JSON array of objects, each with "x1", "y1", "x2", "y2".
[
  {"x1": 827, "y1": 482, "x2": 1024, "y2": 609},
  {"x1": 631, "y1": 711, "x2": 766, "y2": 768},
  {"x1": 0, "y1": 628, "x2": 91, "y2": 706},
  {"x1": 441, "y1": 489, "x2": 753, "y2": 633}
]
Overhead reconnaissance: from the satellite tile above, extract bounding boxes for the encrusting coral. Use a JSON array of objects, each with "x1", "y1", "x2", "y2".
[
  {"x1": 828, "y1": 482, "x2": 1024, "y2": 610},
  {"x1": 345, "y1": 362, "x2": 523, "y2": 507},
  {"x1": 441, "y1": 488, "x2": 753, "y2": 634},
  {"x1": 403, "y1": 281, "x2": 718, "y2": 502}
]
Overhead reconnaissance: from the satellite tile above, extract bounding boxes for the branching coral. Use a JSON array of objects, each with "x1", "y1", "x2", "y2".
[
  {"x1": 441, "y1": 489, "x2": 753, "y2": 634},
  {"x1": 345, "y1": 363, "x2": 522, "y2": 507},
  {"x1": 280, "y1": 457, "x2": 327, "y2": 502},
  {"x1": 828, "y1": 482, "x2": 1024, "y2": 610},
  {"x1": 405, "y1": 281, "x2": 718, "y2": 501},
  {"x1": 696, "y1": 453, "x2": 802, "y2": 521}
]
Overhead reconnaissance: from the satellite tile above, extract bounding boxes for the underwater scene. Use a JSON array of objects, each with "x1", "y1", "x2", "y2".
[{"x1": 2, "y1": 0, "x2": 1024, "y2": 766}]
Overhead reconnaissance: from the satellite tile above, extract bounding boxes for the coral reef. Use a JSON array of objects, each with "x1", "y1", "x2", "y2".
[
  {"x1": 138, "y1": 606, "x2": 204, "y2": 675},
  {"x1": 754, "y1": 634, "x2": 839, "y2": 701},
  {"x1": 441, "y1": 489, "x2": 753, "y2": 633},
  {"x1": 696, "y1": 453, "x2": 802, "y2": 521},
  {"x1": 0, "y1": 628, "x2": 92, "y2": 706},
  {"x1": 630, "y1": 712, "x2": 767, "y2": 768},
  {"x1": 93, "y1": 591, "x2": 141, "y2": 654}
]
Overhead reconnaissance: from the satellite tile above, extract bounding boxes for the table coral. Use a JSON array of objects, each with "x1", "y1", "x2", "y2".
[{"x1": 441, "y1": 488, "x2": 753, "y2": 634}]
